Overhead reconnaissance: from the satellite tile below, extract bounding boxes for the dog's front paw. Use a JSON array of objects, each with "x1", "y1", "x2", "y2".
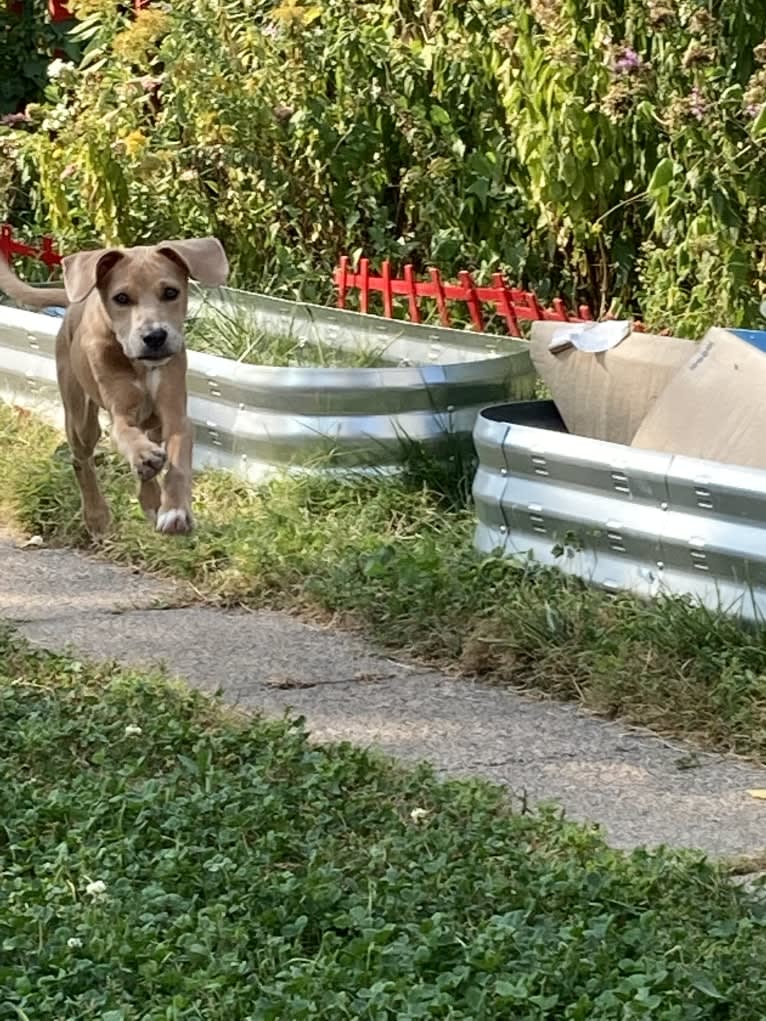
[
  {"x1": 156, "y1": 506, "x2": 194, "y2": 535},
  {"x1": 131, "y1": 442, "x2": 167, "y2": 481}
]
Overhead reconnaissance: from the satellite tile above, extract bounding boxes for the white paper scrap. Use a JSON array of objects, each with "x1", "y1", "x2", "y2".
[{"x1": 549, "y1": 320, "x2": 632, "y2": 355}]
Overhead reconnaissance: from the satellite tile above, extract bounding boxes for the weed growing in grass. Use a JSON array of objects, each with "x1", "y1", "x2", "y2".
[
  {"x1": 3, "y1": 403, "x2": 766, "y2": 761},
  {"x1": 186, "y1": 303, "x2": 389, "y2": 368},
  {"x1": 1, "y1": 631, "x2": 765, "y2": 1019},
  {"x1": 395, "y1": 424, "x2": 477, "y2": 511}
]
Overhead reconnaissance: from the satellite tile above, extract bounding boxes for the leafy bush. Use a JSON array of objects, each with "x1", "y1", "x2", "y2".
[
  {"x1": 0, "y1": 3, "x2": 78, "y2": 116},
  {"x1": 3, "y1": 1, "x2": 766, "y2": 332}
]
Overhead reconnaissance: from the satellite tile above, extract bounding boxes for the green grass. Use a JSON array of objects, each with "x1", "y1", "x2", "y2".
[
  {"x1": 1, "y1": 629, "x2": 765, "y2": 1020},
  {"x1": 3, "y1": 403, "x2": 766, "y2": 764},
  {"x1": 186, "y1": 304, "x2": 389, "y2": 368}
]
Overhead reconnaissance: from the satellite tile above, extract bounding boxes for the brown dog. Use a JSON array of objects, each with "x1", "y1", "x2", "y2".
[{"x1": 0, "y1": 238, "x2": 228, "y2": 536}]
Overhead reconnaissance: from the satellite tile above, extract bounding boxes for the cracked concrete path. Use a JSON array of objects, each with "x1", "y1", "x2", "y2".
[{"x1": 2, "y1": 529, "x2": 766, "y2": 857}]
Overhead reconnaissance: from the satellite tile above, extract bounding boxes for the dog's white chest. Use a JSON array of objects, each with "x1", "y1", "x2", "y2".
[{"x1": 145, "y1": 367, "x2": 163, "y2": 401}]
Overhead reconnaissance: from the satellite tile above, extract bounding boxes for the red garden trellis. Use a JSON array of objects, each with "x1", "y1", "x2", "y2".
[
  {"x1": 0, "y1": 224, "x2": 62, "y2": 268},
  {"x1": 334, "y1": 256, "x2": 596, "y2": 337},
  {"x1": 48, "y1": 1, "x2": 73, "y2": 19},
  {"x1": 5, "y1": 1, "x2": 150, "y2": 20}
]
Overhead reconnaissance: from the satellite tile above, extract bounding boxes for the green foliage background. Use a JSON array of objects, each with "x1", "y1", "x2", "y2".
[
  {"x1": 0, "y1": 2, "x2": 78, "y2": 115},
  {"x1": 3, "y1": 0, "x2": 766, "y2": 335}
]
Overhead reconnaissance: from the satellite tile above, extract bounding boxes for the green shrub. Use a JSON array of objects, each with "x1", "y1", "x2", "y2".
[
  {"x1": 3, "y1": 1, "x2": 766, "y2": 332},
  {"x1": 0, "y1": 3, "x2": 79, "y2": 116}
]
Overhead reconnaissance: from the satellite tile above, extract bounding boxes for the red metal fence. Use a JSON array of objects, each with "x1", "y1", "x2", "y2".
[
  {"x1": 6, "y1": 1, "x2": 149, "y2": 20},
  {"x1": 0, "y1": 224, "x2": 62, "y2": 268},
  {"x1": 334, "y1": 256, "x2": 595, "y2": 337},
  {"x1": 49, "y1": 1, "x2": 72, "y2": 19}
]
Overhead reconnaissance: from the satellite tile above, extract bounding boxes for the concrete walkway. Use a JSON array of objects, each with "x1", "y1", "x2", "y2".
[{"x1": 2, "y1": 529, "x2": 766, "y2": 858}]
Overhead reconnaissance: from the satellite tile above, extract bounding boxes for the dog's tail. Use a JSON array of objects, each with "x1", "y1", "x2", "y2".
[{"x1": 0, "y1": 254, "x2": 69, "y2": 309}]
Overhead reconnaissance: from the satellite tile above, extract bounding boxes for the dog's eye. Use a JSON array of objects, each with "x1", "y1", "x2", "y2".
[
  {"x1": 162, "y1": 286, "x2": 179, "y2": 301},
  {"x1": 112, "y1": 292, "x2": 131, "y2": 306}
]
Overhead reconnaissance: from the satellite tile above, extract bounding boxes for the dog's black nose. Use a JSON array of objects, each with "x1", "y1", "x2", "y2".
[{"x1": 143, "y1": 328, "x2": 168, "y2": 350}]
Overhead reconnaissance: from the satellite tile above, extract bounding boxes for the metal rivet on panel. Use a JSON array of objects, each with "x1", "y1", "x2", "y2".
[
  {"x1": 206, "y1": 416, "x2": 222, "y2": 446},
  {"x1": 690, "y1": 550, "x2": 709, "y2": 572},
  {"x1": 529, "y1": 513, "x2": 546, "y2": 535},
  {"x1": 607, "y1": 529, "x2": 625, "y2": 550},
  {"x1": 695, "y1": 486, "x2": 713, "y2": 510},
  {"x1": 610, "y1": 471, "x2": 630, "y2": 495}
]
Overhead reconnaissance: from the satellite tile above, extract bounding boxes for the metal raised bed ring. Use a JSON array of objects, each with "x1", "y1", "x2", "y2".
[
  {"x1": 473, "y1": 400, "x2": 766, "y2": 621},
  {"x1": 0, "y1": 287, "x2": 535, "y2": 480}
]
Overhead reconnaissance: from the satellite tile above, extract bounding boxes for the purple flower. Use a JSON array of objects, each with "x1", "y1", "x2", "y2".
[
  {"x1": 614, "y1": 47, "x2": 642, "y2": 74},
  {"x1": 689, "y1": 86, "x2": 708, "y2": 121},
  {"x1": 138, "y1": 75, "x2": 163, "y2": 92},
  {"x1": 747, "y1": 102, "x2": 764, "y2": 118},
  {"x1": 0, "y1": 112, "x2": 29, "y2": 127}
]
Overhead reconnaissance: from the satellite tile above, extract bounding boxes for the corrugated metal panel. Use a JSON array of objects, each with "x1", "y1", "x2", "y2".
[
  {"x1": 473, "y1": 401, "x2": 766, "y2": 620},
  {"x1": 0, "y1": 292, "x2": 535, "y2": 481}
]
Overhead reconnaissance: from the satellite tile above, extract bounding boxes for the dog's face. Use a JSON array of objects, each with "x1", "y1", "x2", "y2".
[
  {"x1": 61, "y1": 238, "x2": 229, "y2": 364},
  {"x1": 99, "y1": 249, "x2": 189, "y2": 363}
]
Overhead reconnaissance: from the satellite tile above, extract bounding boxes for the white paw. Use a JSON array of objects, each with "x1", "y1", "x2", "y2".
[{"x1": 156, "y1": 507, "x2": 194, "y2": 535}]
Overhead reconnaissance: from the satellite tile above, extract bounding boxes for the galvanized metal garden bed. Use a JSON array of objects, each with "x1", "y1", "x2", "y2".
[
  {"x1": 0, "y1": 286, "x2": 535, "y2": 480},
  {"x1": 473, "y1": 400, "x2": 766, "y2": 621}
]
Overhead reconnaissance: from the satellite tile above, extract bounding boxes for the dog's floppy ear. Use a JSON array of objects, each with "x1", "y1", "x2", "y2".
[
  {"x1": 61, "y1": 248, "x2": 125, "y2": 304},
  {"x1": 156, "y1": 237, "x2": 229, "y2": 286}
]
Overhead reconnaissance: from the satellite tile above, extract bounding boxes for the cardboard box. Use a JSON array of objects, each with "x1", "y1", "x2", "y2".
[
  {"x1": 631, "y1": 327, "x2": 766, "y2": 468},
  {"x1": 529, "y1": 323, "x2": 695, "y2": 445}
]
